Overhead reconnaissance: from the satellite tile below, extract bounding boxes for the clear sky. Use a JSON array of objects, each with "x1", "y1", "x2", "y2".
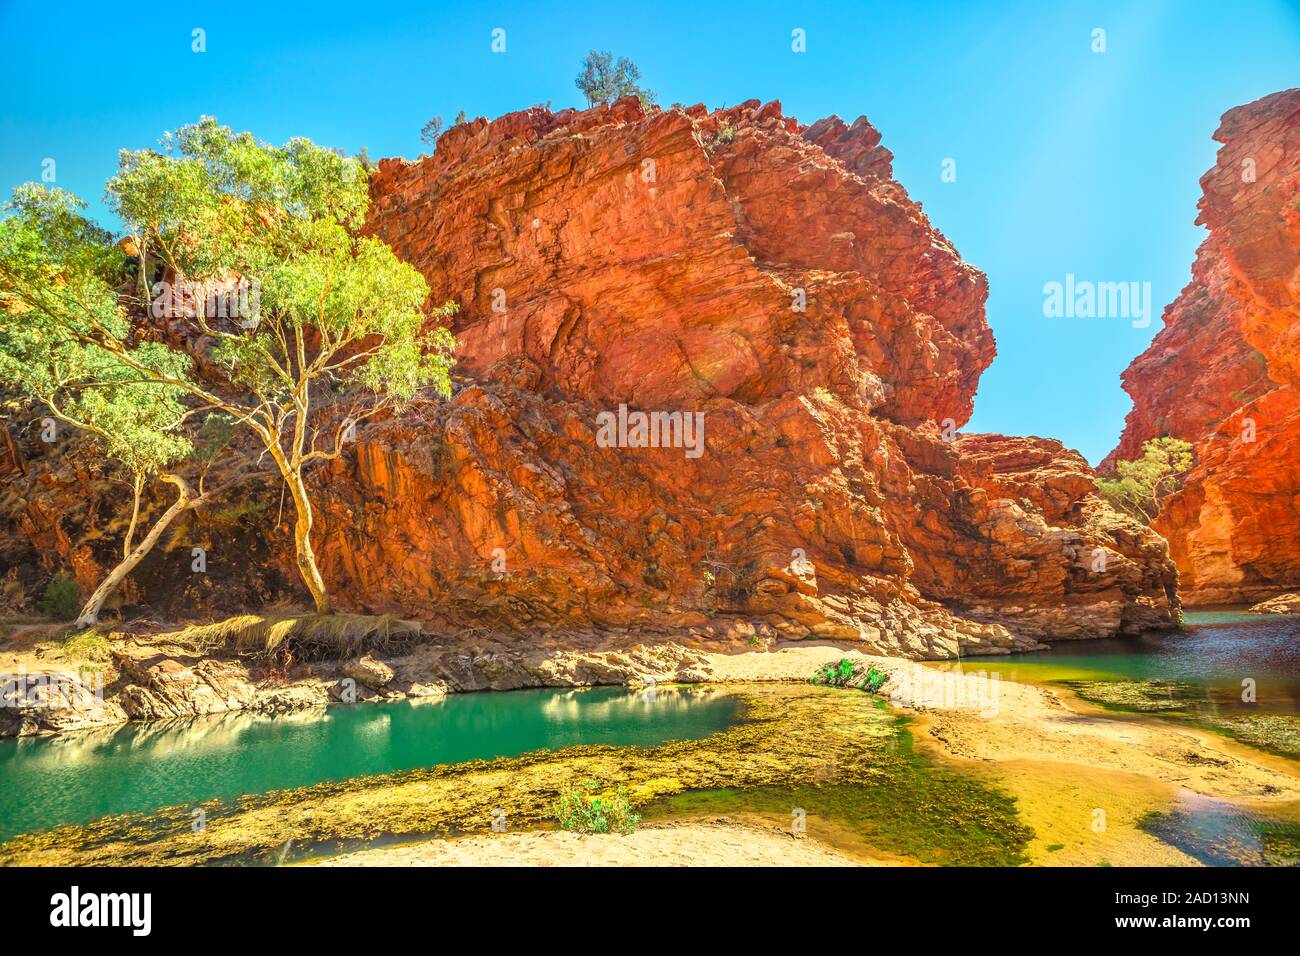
[{"x1": 2, "y1": 0, "x2": 1297, "y2": 463}]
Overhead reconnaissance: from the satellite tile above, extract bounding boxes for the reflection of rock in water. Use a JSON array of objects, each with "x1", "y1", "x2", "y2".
[
  {"x1": 0, "y1": 685, "x2": 1030, "y2": 866},
  {"x1": 1140, "y1": 791, "x2": 1300, "y2": 867},
  {"x1": 537, "y1": 684, "x2": 728, "y2": 721}
]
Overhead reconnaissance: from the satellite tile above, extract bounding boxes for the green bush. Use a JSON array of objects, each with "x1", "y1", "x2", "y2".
[
  {"x1": 1097, "y1": 437, "x2": 1193, "y2": 524},
  {"x1": 810, "y1": 659, "x2": 888, "y2": 694},
  {"x1": 811, "y1": 657, "x2": 856, "y2": 687},
  {"x1": 704, "y1": 124, "x2": 736, "y2": 154},
  {"x1": 61, "y1": 628, "x2": 111, "y2": 668},
  {"x1": 554, "y1": 780, "x2": 641, "y2": 835},
  {"x1": 39, "y1": 574, "x2": 81, "y2": 621}
]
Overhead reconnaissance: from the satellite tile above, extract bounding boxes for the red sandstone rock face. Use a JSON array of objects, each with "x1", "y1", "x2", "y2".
[
  {"x1": 303, "y1": 96, "x2": 1176, "y2": 656},
  {"x1": 1105, "y1": 89, "x2": 1300, "y2": 604},
  {"x1": 0, "y1": 97, "x2": 1181, "y2": 657}
]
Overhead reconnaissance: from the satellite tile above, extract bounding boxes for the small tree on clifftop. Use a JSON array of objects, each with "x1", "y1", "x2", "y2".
[
  {"x1": 575, "y1": 51, "x2": 656, "y2": 109},
  {"x1": 419, "y1": 116, "x2": 444, "y2": 149}
]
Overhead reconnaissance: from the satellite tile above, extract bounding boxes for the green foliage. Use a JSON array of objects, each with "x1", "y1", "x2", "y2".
[
  {"x1": 704, "y1": 123, "x2": 736, "y2": 154},
  {"x1": 110, "y1": 118, "x2": 371, "y2": 263},
  {"x1": 811, "y1": 657, "x2": 856, "y2": 687},
  {"x1": 574, "y1": 51, "x2": 656, "y2": 109},
  {"x1": 0, "y1": 186, "x2": 195, "y2": 476},
  {"x1": 1097, "y1": 437, "x2": 1194, "y2": 524},
  {"x1": 106, "y1": 117, "x2": 456, "y2": 408},
  {"x1": 61, "y1": 628, "x2": 111, "y2": 668},
  {"x1": 1, "y1": 117, "x2": 461, "y2": 614},
  {"x1": 554, "y1": 780, "x2": 641, "y2": 835},
  {"x1": 810, "y1": 659, "x2": 888, "y2": 694},
  {"x1": 39, "y1": 575, "x2": 81, "y2": 620}
]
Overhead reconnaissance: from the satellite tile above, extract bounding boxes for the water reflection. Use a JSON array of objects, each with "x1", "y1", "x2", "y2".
[
  {"x1": 0, "y1": 685, "x2": 740, "y2": 842},
  {"x1": 1141, "y1": 791, "x2": 1300, "y2": 866},
  {"x1": 944, "y1": 609, "x2": 1300, "y2": 712}
]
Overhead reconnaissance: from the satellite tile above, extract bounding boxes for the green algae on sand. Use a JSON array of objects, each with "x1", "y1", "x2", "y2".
[
  {"x1": 1139, "y1": 799, "x2": 1300, "y2": 867},
  {"x1": 643, "y1": 728, "x2": 1031, "y2": 866},
  {"x1": 0, "y1": 684, "x2": 1031, "y2": 866},
  {"x1": 1067, "y1": 679, "x2": 1300, "y2": 761}
]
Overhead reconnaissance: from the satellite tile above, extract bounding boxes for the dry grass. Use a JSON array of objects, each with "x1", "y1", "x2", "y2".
[
  {"x1": 59, "y1": 628, "x2": 113, "y2": 670},
  {"x1": 169, "y1": 612, "x2": 423, "y2": 662}
]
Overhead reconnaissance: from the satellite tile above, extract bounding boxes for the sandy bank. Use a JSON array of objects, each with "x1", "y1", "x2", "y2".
[
  {"x1": 313, "y1": 820, "x2": 864, "y2": 867},
  {"x1": 905, "y1": 664, "x2": 1300, "y2": 865}
]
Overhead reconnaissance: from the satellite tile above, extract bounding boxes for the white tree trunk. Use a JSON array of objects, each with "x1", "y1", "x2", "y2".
[{"x1": 73, "y1": 474, "x2": 196, "y2": 629}]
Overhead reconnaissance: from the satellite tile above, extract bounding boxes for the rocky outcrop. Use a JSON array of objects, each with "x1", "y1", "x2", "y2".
[
  {"x1": 1249, "y1": 593, "x2": 1300, "y2": 614},
  {"x1": 309, "y1": 96, "x2": 1177, "y2": 656},
  {"x1": 1105, "y1": 89, "x2": 1300, "y2": 604},
  {"x1": 4, "y1": 635, "x2": 896, "y2": 737},
  {"x1": 0, "y1": 96, "x2": 1181, "y2": 657},
  {"x1": 112, "y1": 641, "x2": 320, "y2": 721},
  {"x1": 0, "y1": 668, "x2": 124, "y2": 736}
]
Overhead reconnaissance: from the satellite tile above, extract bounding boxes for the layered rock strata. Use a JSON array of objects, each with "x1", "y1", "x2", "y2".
[{"x1": 1106, "y1": 89, "x2": 1299, "y2": 604}]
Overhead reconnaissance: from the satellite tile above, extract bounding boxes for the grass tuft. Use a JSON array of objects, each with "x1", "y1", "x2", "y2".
[
  {"x1": 554, "y1": 780, "x2": 641, "y2": 835},
  {"x1": 168, "y1": 612, "x2": 422, "y2": 662},
  {"x1": 60, "y1": 628, "x2": 112, "y2": 670}
]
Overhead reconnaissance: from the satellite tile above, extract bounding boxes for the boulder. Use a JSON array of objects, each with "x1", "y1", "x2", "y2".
[
  {"x1": 1249, "y1": 593, "x2": 1300, "y2": 615},
  {"x1": 342, "y1": 655, "x2": 395, "y2": 689}
]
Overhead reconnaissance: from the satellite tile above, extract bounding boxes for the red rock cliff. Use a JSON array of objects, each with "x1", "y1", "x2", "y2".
[
  {"x1": 0, "y1": 97, "x2": 1181, "y2": 656},
  {"x1": 1105, "y1": 88, "x2": 1300, "y2": 604},
  {"x1": 301, "y1": 96, "x2": 1177, "y2": 656}
]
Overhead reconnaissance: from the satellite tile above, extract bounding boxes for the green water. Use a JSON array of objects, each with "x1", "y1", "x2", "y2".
[
  {"x1": 944, "y1": 609, "x2": 1300, "y2": 714},
  {"x1": 942, "y1": 608, "x2": 1300, "y2": 864},
  {"x1": 1140, "y1": 791, "x2": 1300, "y2": 866},
  {"x1": 0, "y1": 685, "x2": 741, "y2": 842},
  {"x1": 941, "y1": 610, "x2": 1300, "y2": 761},
  {"x1": 643, "y1": 724, "x2": 1033, "y2": 866}
]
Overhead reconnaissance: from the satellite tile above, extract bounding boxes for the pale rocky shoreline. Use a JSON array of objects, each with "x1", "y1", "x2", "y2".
[
  {"x1": 5, "y1": 616, "x2": 1299, "y2": 867},
  {"x1": 313, "y1": 820, "x2": 869, "y2": 867},
  {"x1": 309, "y1": 654, "x2": 1300, "y2": 868},
  {"x1": 0, "y1": 622, "x2": 905, "y2": 738},
  {"x1": 1249, "y1": 592, "x2": 1300, "y2": 615},
  {"x1": 5, "y1": 590, "x2": 1299, "y2": 739}
]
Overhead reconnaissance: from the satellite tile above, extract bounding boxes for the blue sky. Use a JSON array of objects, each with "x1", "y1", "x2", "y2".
[{"x1": 1, "y1": 0, "x2": 1297, "y2": 463}]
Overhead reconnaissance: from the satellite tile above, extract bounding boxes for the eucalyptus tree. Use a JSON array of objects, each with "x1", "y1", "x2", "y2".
[
  {"x1": 1097, "y1": 437, "x2": 1195, "y2": 524},
  {"x1": 1, "y1": 122, "x2": 456, "y2": 617},
  {"x1": 0, "y1": 186, "x2": 228, "y2": 627},
  {"x1": 97, "y1": 118, "x2": 454, "y2": 614}
]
